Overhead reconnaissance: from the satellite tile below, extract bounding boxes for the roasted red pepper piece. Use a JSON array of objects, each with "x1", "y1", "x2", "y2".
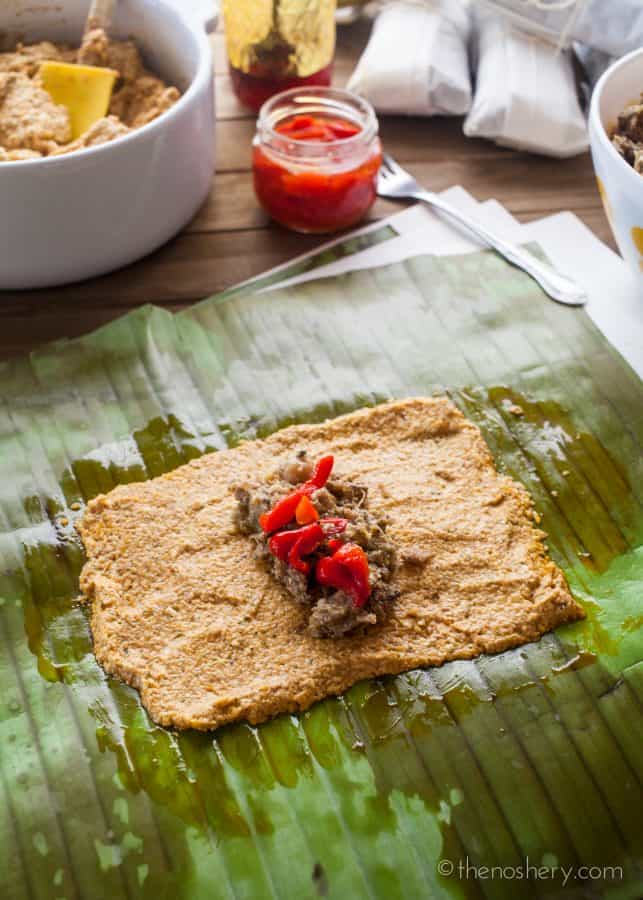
[
  {"x1": 295, "y1": 494, "x2": 319, "y2": 525},
  {"x1": 327, "y1": 120, "x2": 360, "y2": 139},
  {"x1": 268, "y1": 528, "x2": 301, "y2": 562},
  {"x1": 287, "y1": 124, "x2": 330, "y2": 141},
  {"x1": 276, "y1": 115, "x2": 361, "y2": 143},
  {"x1": 316, "y1": 542, "x2": 371, "y2": 608},
  {"x1": 277, "y1": 115, "x2": 314, "y2": 133},
  {"x1": 268, "y1": 523, "x2": 324, "y2": 570},
  {"x1": 260, "y1": 455, "x2": 334, "y2": 533},
  {"x1": 288, "y1": 523, "x2": 325, "y2": 573},
  {"x1": 333, "y1": 544, "x2": 370, "y2": 607},
  {"x1": 260, "y1": 491, "x2": 304, "y2": 533},
  {"x1": 308, "y1": 455, "x2": 334, "y2": 490},
  {"x1": 267, "y1": 515, "x2": 348, "y2": 573},
  {"x1": 316, "y1": 555, "x2": 358, "y2": 599}
]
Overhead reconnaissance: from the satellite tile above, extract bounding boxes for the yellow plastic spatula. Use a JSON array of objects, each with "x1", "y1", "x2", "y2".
[
  {"x1": 40, "y1": 62, "x2": 118, "y2": 139},
  {"x1": 40, "y1": 0, "x2": 118, "y2": 140}
]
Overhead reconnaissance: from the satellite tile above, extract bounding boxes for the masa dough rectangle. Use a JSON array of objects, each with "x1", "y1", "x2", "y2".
[{"x1": 78, "y1": 398, "x2": 584, "y2": 731}]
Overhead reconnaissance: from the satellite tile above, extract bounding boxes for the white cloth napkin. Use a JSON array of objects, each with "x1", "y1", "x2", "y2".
[
  {"x1": 464, "y1": 12, "x2": 588, "y2": 158},
  {"x1": 347, "y1": 0, "x2": 472, "y2": 117}
]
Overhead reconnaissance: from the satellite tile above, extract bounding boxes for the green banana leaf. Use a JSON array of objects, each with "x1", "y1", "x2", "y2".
[{"x1": 1, "y1": 244, "x2": 642, "y2": 900}]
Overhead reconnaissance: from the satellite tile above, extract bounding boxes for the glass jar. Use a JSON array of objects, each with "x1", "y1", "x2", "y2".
[
  {"x1": 223, "y1": 0, "x2": 336, "y2": 111},
  {"x1": 252, "y1": 87, "x2": 382, "y2": 234}
]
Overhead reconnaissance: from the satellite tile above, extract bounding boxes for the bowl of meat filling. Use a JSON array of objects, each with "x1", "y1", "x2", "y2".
[
  {"x1": 589, "y1": 47, "x2": 643, "y2": 280},
  {"x1": 0, "y1": 0, "x2": 216, "y2": 289}
]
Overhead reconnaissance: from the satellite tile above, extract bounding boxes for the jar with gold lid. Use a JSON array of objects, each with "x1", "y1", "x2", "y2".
[{"x1": 222, "y1": 0, "x2": 337, "y2": 110}]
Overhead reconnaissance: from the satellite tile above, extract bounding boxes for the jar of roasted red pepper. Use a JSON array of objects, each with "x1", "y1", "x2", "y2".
[{"x1": 252, "y1": 87, "x2": 382, "y2": 234}]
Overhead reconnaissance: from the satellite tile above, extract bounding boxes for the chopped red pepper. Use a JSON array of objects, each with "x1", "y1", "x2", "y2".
[
  {"x1": 316, "y1": 542, "x2": 371, "y2": 608},
  {"x1": 275, "y1": 114, "x2": 361, "y2": 143},
  {"x1": 260, "y1": 455, "x2": 334, "y2": 533},
  {"x1": 286, "y1": 124, "x2": 329, "y2": 141},
  {"x1": 334, "y1": 544, "x2": 370, "y2": 606},
  {"x1": 260, "y1": 491, "x2": 304, "y2": 533},
  {"x1": 308, "y1": 455, "x2": 334, "y2": 490},
  {"x1": 295, "y1": 494, "x2": 319, "y2": 525},
  {"x1": 268, "y1": 516, "x2": 347, "y2": 569},
  {"x1": 277, "y1": 114, "x2": 314, "y2": 133},
  {"x1": 269, "y1": 523, "x2": 324, "y2": 572},
  {"x1": 288, "y1": 524, "x2": 325, "y2": 573},
  {"x1": 259, "y1": 455, "x2": 372, "y2": 609},
  {"x1": 317, "y1": 555, "x2": 358, "y2": 599},
  {"x1": 325, "y1": 120, "x2": 361, "y2": 140},
  {"x1": 268, "y1": 529, "x2": 300, "y2": 562}
]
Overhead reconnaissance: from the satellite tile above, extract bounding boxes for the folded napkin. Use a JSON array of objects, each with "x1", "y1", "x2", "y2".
[
  {"x1": 464, "y1": 12, "x2": 588, "y2": 158},
  {"x1": 347, "y1": 0, "x2": 472, "y2": 117}
]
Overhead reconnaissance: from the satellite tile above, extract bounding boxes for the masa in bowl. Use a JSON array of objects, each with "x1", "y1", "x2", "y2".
[{"x1": 0, "y1": 0, "x2": 216, "y2": 290}]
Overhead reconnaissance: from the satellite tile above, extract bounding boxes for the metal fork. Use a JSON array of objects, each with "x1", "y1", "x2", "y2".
[{"x1": 377, "y1": 154, "x2": 587, "y2": 306}]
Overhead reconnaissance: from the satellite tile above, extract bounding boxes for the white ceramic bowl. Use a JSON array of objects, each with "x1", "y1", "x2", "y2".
[
  {"x1": 0, "y1": 0, "x2": 216, "y2": 290},
  {"x1": 589, "y1": 48, "x2": 643, "y2": 281}
]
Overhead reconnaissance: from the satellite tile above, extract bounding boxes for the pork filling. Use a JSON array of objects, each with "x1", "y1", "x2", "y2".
[{"x1": 234, "y1": 451, "x2": 399, "y2": 638}]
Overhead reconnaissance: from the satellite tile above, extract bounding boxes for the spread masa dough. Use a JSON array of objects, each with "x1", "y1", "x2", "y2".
[{"x1": 78, "y1": 398, "x2": 584, "y2": 731}]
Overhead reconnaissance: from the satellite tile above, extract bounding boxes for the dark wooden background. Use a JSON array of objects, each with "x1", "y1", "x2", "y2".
[{"x1": 1, "y1": 20, "x2": 611, "y2": 357}]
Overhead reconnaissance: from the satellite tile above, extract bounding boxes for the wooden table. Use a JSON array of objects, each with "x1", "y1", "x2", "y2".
[{"x1": 1, "y1": 21, "x2": 612, "y2": 358}]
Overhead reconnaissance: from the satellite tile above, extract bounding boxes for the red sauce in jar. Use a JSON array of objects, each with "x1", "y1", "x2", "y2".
[
  {"x1": 253, "y1": 112, "x2": 382, "y2": 234},
  {"x1": 230, "y1": 63, "x2": 332, "y2": 112}
]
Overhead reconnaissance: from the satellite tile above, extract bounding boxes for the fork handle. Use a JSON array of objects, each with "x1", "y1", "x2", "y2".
[{"x1": 413, "y1": 190, "x2": 587, "y2": 306}]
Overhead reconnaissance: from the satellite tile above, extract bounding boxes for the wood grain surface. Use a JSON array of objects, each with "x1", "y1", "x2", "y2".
[{"x1": 0, "y1": 22, "x2": 612, "y2": 358}]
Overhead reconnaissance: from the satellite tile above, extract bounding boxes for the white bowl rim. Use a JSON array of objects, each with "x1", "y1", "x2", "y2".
[
  {"x1": 0, "y1": 0, "x2": 212, "y2": 170},
  {"x1": 590, "y1": 45, "x2": 643, "y2": 193}
]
